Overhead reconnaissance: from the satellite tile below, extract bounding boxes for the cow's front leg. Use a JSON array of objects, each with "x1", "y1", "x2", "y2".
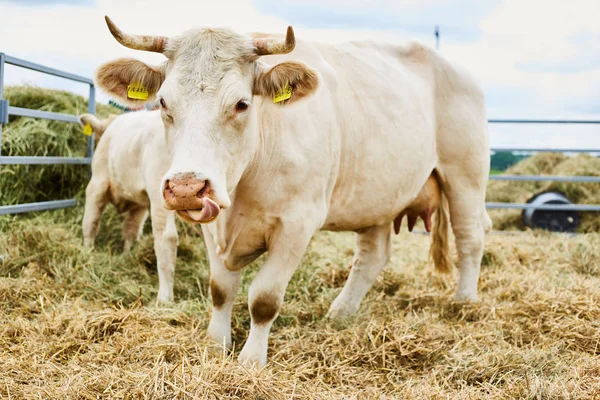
[
  {"x1": 150, "y1": 205, "x2": 178, "y2": 304},
  {"x1": 238, "y1": 225, "x2": 314, "y2": 368},
  {"x1": 205, "y1": 228, "x2": 241, "y2": 350},
  {"x1": 82, "y1": 178, "x2": 109, "y2": 248}
]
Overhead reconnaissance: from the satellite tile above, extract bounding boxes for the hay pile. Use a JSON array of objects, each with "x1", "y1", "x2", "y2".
[
  {"x1": 1, "y1": 213, "x2": 599, "y2": 398},
  {"x1": 486, "y1": 153, "x2": 600, "y2": 232},
  {"x1": 0, "y1": 86, "x2": 117, "y2": 206}
]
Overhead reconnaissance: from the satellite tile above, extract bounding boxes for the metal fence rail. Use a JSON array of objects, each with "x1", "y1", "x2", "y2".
[
  {"x1": 0, "y1": 52, "x2": 95, "y2": 215},
  {"x1": 2, "y1": 156, "x2": 92, "y2": 165},
  {"x1": 0, "y1": 199, "x2": 77, "y2": 215},
  {"x1": 488, "y1": 175, "x2": 600, "y2": 183},
  {"x1": 488, "y1": 119, "x2": 600, "y2": 124},
  {"x1": 487, "y1": 202, "x2": 600, "y2": 211},
  {"x1": 491, "y1": 147, "x2": 600, "y2": 153},
  {"x1": 7, "y1": 106, "x2": 82, "y2": 123}
]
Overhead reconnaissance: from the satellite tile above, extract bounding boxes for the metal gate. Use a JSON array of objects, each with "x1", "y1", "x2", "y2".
[{"x1": 0, "y1": 53, "x2": 95, "y2": 215}]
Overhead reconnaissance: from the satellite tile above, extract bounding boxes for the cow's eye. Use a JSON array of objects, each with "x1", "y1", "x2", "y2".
[
  {"x1": 160, "y1": 98, "x2": 167, "y2": 109},
  {"x1": 235, "y1": 100, "x2": 249, "y2": 113}
]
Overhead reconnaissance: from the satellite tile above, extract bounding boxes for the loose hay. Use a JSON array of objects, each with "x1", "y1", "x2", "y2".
[{"x1": 1, "y1": 213, "x2": 599, "y2": 399}]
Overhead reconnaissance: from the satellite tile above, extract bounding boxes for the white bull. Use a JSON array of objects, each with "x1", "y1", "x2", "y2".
[
  {"x1": 95, "y1": 16, "x2": 492, "y2": 367},
  {"x1": 81, "y1": 111, "x2": 178, "y2": 303}
]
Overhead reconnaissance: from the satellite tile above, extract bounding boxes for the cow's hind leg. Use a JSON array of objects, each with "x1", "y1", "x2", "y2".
[
  {"x1": 437, "y1": 146, "x2": 491, "y2": 300},
  {"x1": 82, "y1": 178, "x2": 109, "y2": 248},
  {"x1": 150, "y1": 204, "x2": 178, "y2": 304},
  {"x1": 122, "y1": 206, "x2": 149, "y2": 252},
  {"x1": 436, "y1": 84, "x2": 491, "y2": 300},
  {"x1": 327, "y1": 224, "x2": 391, "y2": 319},
  {"x1": 444, "y1": 181, "x2": 489, "y2": 301}
]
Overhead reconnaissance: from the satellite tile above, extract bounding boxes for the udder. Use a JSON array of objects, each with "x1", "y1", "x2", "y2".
[{"x1": 393, "y1": 172, "x2": 441, "y2": 234}]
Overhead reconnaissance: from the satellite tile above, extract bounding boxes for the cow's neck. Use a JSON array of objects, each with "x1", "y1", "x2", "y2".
[{"x1": 208, "y1": 103, "x2": 291, "y2": 258}]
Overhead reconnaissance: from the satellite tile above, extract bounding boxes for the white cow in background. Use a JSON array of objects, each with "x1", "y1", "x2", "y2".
[
  {"x1": 80, "y1": 111, "x2": 178, "y2": 303},
  {"x1": 95, "y1": 16, "x2": 492, "y2": 367}
]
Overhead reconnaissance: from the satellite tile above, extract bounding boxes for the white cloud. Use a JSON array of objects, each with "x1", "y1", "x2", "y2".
[
  {"x1": 1, "y1": 0, "x2": 289, "y2": 63},
  {"x1": 480, "y1": 0, "x2": 599, "y2": 67},
  {"x1": 257, "y1": 0, "x2": 452, "y2": 12},
  {"x1": 441, "y1": 0, "x2": 600, "y2": 121}
]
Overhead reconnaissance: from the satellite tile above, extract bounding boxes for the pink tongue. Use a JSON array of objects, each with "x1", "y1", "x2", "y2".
[{"x1": 187, "y1": 198, "x2": 220, "y2": 222}]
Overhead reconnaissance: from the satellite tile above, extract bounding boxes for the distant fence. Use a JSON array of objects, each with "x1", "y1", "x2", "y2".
[
  {"x1": 487, "y1": 119, "x2": 600, "y2": 213},
  {"x1": 0, "y1": 55, "x2": 599, "y2": 216},
  {"x1": 0, "y1": 53, "x2": 95, "y2": 215}
]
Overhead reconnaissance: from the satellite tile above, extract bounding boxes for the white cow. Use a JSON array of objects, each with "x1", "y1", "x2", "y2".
[
  {"x1": 95, "y1": 16, "x2": 492, "y2": 367},
  {"x1": 80, "y1": 111, "x2": 178, "y2": 303}
]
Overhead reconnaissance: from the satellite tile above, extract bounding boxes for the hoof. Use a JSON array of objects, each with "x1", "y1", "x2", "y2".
[
  {"x1": 238, "y1": 346, "x2": 267, "y2": 368},
  {"x1": 454, "y1": 292, "x2": 478, "y2": 302}
]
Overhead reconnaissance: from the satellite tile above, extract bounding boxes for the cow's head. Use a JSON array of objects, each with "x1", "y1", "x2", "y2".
[{"x1": 96, "y1": 17, "x2": 319, "y2": 223}]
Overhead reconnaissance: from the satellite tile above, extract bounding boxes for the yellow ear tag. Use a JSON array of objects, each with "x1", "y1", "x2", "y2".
[
  {"x1": 83, "y1": 123, "x2": 93, "y2": 136},
  {"x1": 127, "y1": 82, "x2": 149, "y2": 100},
  {"x1": 273, "y1": 84, "x2": 292, "y2": 103}
]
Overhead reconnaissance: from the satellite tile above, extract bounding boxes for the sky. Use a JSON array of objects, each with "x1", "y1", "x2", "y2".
[{"x1": 0, "y1": 0, "x2": 599, "y2": 150}]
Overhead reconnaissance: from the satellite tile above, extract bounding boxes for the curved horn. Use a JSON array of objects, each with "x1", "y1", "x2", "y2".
[
  {"x1": 104, "y1": 16, "x2": 168, "y2": 54},
  {"x1": 253, "y1": 26, "x2": 296, "y2": 56}
]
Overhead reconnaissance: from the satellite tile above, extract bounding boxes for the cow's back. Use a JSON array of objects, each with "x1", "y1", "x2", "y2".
[
  {"x1": 101, "y1": 110, "x2": 167, "y2": 207},
  {"x1": 256, "y1": 40, "x2": 445, "y2": 230}
]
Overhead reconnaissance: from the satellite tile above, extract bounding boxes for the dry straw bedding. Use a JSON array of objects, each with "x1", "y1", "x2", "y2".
[{"x1": 1, "y1": 212, "x2": 599, "y2": 399}]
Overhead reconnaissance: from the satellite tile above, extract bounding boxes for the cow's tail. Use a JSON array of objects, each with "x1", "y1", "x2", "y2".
[{"x1": 429, "y1": 187, "x2": 454, "y2": 274}]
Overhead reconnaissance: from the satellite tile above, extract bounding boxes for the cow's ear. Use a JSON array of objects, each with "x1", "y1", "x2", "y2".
[
  {"x1": 253, "y1": 61, "x2": 319, "y2": 105},
  {"x1": 95, "y1": 58, "x2": 165, "y2": 106},
  {"x1": 79, "y1": 113, "x2": 103, "y2": 132}
]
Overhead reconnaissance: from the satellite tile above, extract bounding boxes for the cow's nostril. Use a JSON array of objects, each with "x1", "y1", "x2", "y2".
[
  {"x1": 196, "y1": 180, "x2": 209, "y2": 199},
  {"x1": 164, "y1": 180, "x2": 174, "y2": 195}
]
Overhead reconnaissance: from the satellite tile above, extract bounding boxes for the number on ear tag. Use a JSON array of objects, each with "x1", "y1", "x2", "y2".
[{"x1": 127, "y1": 82, "x2": 149, "y2": 100}]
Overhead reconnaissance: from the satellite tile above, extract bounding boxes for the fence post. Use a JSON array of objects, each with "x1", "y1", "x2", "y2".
[
  {"x1": 0, "y1": 53, "x2": 5, "y2": 161},
  {"x1": 0, "y1": 53, "x2": 4, "y2": 263}
]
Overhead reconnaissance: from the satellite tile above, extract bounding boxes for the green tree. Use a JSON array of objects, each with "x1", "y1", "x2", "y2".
[{"x1": 490, "y1": 151, "x2": 528, "y2": 171}]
